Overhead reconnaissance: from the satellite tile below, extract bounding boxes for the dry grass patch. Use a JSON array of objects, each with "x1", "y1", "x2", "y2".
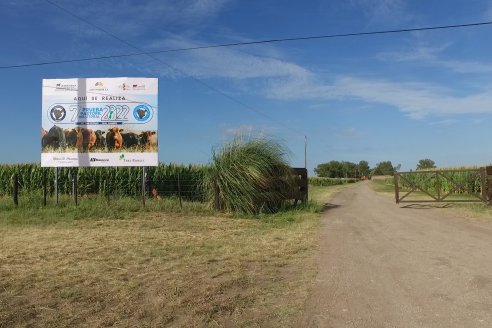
[{"x1": 0, "y1": 210, "x2": 320, "y2": 327}]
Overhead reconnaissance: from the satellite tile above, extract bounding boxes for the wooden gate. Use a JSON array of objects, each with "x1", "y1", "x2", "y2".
[{"x1": 394, "y1": 167, "x2": 492, "y2": 204}]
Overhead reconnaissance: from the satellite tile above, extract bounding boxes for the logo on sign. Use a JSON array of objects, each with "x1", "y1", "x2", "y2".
[
  {"x1": 50, "y1": 105, "x2": 66, "y2": 122},
  {"x1": 133, "y1": 105, "x2": 151, "y2": 122}
]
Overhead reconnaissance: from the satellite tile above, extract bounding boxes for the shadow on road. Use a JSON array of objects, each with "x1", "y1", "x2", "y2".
[
  {"x1": 400, "y1": 203, "x2": 451, "y2": 209},
  {"x1": 322, "y1": 203, "x2": 341, "y2": 212}
]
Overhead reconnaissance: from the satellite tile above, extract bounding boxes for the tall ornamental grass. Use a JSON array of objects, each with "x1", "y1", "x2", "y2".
[{"x1": 206, "y1": 136, "x2": 295, "y2": 214}]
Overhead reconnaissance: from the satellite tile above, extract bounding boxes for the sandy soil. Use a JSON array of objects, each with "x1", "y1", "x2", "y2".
[{"x1": 300, "y1": 181, "x2": 492, "y2": 328}]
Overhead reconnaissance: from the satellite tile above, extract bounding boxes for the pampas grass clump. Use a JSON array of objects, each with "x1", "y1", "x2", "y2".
[{"x1": 206, "y1": 136, "x2": 295, "y2": 214}]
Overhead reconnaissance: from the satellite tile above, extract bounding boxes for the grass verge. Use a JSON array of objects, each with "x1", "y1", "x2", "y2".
[{"x1": 0, "y1": 184, "x2": 348, "y2": 327}]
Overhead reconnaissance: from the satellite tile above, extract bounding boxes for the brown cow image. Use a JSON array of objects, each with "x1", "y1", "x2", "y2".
[
  {"x1": 87, "y1": 129, "x2": 97, "y2": 149},
  {"x1": 74, "y1": 128, "x2": 97, "y2": 152},
  {"x1": 75, "y1": 127, "x2": 85, "y2": 152},
  {"x1": 64, "y1": 128, "x2": 77, "y2": 147},
  {"x1": 140, "y1": 131, "x2": 157, "y2": 150},
  {"x1": 111, "y1": 127, "x2": 124, "y2": 150}
]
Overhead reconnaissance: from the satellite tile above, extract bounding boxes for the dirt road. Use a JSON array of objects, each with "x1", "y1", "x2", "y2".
[{"x1": 300, "y1": 182, "x2": 492, "y2": 328}]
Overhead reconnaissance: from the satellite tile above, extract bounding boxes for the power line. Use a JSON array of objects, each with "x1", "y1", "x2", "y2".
[
  {"x1": 42, "y1": 0, "x2": 307, "y2": 137},
  {"x1": 1, "y1": 19, "x2": 492, "y2": 69}
]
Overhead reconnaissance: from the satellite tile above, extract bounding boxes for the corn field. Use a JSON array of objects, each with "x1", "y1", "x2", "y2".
[
  {"x1": 0, "y1": 163, "x2": 207, "y2": 201},
  {"x1": 309, "y1": 177, "x2": 358, "y2": 187}
]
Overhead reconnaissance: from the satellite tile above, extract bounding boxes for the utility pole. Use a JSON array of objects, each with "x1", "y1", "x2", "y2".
[{"x1": 304, "y1": 135, "x2": 307, "y2": 169}]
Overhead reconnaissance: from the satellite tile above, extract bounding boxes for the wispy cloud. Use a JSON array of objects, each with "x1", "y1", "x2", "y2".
[
  {"x1": 146, "y1": 37, "x2": 312, "y2": 80},
  {"x1": 429, "y1": 119, "x2": 459, "y2": 126},
  {"x1": 145, "y1": 36, "x2": 492, "y2": 120},
  {"x1": 349, "y1": 0, "x2": 415, "y2": 26},
  {"x1": 44, "y1": 0, "x2": 234, "y2": 38},
  {"x1": 221, "y1": 124, "x2": 281, "y2": 138},
  {"x1": 266, "y1": 75, "x2": 492, "y2": 119},
  {"x1": 337, "y1": 127, "x2": 360, "y2": 138},
  {"x1": 379, "y1": 44, "x2": 492, "y2": 74},
  {"x1": 224, "y1": 124, "x2": 254, "y2": 136}
]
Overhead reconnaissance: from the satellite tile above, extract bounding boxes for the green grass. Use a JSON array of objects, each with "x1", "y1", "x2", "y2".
[
  {"x1": 371, "y1": 178, "x2": 395, "y2": 193},
  {"x1": 0, "y1": 183, "x2": 349, "y2": 327},
  {"x1": 309, "y1": 184, "x2": 354, "y2": 203},
  {"x1": 0, "y1": 194, "x2": 210, "y2": 226}
]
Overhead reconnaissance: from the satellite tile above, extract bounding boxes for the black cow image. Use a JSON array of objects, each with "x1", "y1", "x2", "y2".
[
  {"x1": 42, "y1": 125, "x2": 66, "y2": 149},
  {"x1": 121, "y1": 132, "x2": 141, "y2": 148},
  {"x1": 137, "y1": 109, "x2": 147, "y2": 119},
  {"x1": 94, "y1": 130, "x2": 106, "y2": 149},
  {"x1": 64, "y1": 128, "x2": 77, "y2": 147},
  {"x1": 106, "y1": 129, "x2": 115, "y2": 151}
]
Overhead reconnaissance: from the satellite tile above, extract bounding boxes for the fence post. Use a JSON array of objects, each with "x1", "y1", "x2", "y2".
[
  {"x1": 12, "y1": 173, "x2": 19, "y2": 206},
  {"x1": 487, "y1": 166, "x2": 492, "y2": 206},
  {"x1": 394, "y1": 173, "x2": 400, "y2": 204},
  {"x1": 43, "y1": 169, "x2": 47, "y2": 206},
  {"x1": 142, "y1": 167, "x2": 146, "y2": 207},
  {"x1": 177, "y1": 172, "x2": 183, "y2": 209},
  {"x1": 55, "y1": 167, "x2": 59, "y2": 205},
  {"x1": 214, "y1": 178, "x2": 220, "y2": 210},
  {"x1": 72, "y1": 172, "x2": 78, "y2": 207},
  {"x1": 105, "y1": 178, "x2": 110, "y2": 205},
  {"x1": 480, "y1": 167, "x2": 487, "y2": 203}
]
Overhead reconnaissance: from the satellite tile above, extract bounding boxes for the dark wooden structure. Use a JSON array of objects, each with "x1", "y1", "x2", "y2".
[
  {"x1": 394, "y1": 167, "x2": 491, "y2": 204},
  {"x1": 291, "y1": 167, "x2": 308, "y2": 204}
]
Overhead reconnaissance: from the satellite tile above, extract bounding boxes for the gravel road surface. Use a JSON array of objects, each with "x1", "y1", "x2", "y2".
[{"x1": 300, "y1": 182, "x2": 492, "y2": 328}]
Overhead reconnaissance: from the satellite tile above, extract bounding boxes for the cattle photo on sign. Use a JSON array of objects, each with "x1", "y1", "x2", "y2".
[{"x1": 41, "y1": 125, "x2": 158, "y2": 153}]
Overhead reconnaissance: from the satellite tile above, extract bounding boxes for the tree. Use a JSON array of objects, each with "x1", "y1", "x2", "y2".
[
  {"x1": 357, "y1": 160, "x2": 370, "y2": 177},
  {"x1": 315, "y1": 160, "x2": 370, "y2": 178},
  {"x1": 372, "y1": 161, "x2": 395, "y2": 176},
  {"x1": 315, "y1": 160, "x2": 345, "y2": 178},
  {"x1": 416, "y1": 159, "x2": 436, "y2": 170}
]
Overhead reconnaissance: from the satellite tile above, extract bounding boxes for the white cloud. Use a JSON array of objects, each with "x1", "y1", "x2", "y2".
[
  {"x1": 224, "y1": 124, "x2": 254, "y2": 136},
  {"x1": 147, "y1": 37, "x2": 312, "y2": 80},
  {"x1": 379, "y1": 44, "x2": 492, "y2": 74},
  {"x1": 338, "y1": 127, "x2": 360, "y2": 138},
  {"x1": 429, "y1": 119, "x2": 459, "y2": 126},
  {"x1": 45, "y1": 0, "x2": 234, "y2": 38},
  {"x1": 145, "y1": 36, "x2": 492, "y2": 120},
  {"x1": 349, "y1": 0, "x2": 414, "y2": 26},
  {"x1": 265, "y1": 75, "x2": 492, "y2": 119}
]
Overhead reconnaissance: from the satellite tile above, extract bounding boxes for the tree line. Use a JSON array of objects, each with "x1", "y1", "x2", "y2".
[{"x1": 314, "y1": 158, "x2": 436, "y2": 178}]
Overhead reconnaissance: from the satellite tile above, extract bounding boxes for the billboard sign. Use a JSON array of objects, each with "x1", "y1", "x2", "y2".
[{"x1": 41, "y1": 77, "x2": 158, "y2": 167}]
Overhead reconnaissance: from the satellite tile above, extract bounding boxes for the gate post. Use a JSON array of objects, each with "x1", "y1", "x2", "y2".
[
  {"x1": 436, "y1": 171, "x2": 441, "y2": 202},
  {"x1": 12, "y1": 173, "x2": 19, "y2": 206},
  {"x1": 141, "y1": 166, "x2": 146, "y2": 207},
  {"x1": 394, "y1": 173, "x2": 400, "y2": 204},
  {"x1": 486, "y1": 166, "x2": 492, "y2": 205},
  {"x1": 480, "y1": 167, "x2": 487, "y2": 203}
]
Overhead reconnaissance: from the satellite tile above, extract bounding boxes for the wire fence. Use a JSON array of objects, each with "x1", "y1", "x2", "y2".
[
  {"x1": 1, "y1": 165, "x2": 308, "y2": 209},
  {"x1": 1, "y1": 164, "x2": 207, "y2": 208}
]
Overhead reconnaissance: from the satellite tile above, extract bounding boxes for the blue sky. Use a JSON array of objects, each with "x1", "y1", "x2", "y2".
[{"x1": 2, "y1": 0, "x2": 492, "y2": 173}]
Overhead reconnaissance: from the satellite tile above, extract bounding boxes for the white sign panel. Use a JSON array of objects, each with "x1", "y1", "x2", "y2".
[{"x1": 41, "y1": 77, "x2": 158, "y2": 167}]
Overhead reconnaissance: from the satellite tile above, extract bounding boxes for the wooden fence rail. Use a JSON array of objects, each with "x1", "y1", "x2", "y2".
[{"x1": 394, "y1": 167, "x2": 492, "y2": 204}]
